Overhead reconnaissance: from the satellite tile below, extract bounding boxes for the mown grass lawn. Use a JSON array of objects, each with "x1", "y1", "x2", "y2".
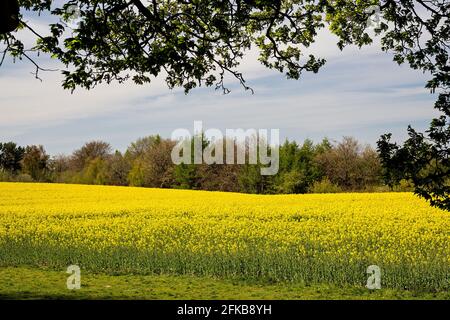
[{"x1": 0, "y1": 267, "x2": 449, "y2": 300}]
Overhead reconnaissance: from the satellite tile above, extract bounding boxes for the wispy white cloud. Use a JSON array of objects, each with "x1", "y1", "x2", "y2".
[{"x1": 0, "y1": 15, "x2": 439, "y2": 154}]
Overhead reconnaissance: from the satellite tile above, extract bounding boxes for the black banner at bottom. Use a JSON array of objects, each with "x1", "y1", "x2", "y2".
[{"x1": 0, "y1": 300, "x2": 447, "y2": 318}]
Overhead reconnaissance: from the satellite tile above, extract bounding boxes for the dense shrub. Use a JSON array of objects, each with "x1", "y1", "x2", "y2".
[{"x1": 309, "y1": 178, "x2": 342, "y2": 194}]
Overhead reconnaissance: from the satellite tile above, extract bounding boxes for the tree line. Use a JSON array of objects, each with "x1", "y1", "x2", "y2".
[{"x1": 0, "y1": 136, "x2": 413, "y2": 194}]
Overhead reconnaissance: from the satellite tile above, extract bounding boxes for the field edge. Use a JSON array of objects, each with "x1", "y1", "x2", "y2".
[{"x1": 0, "y1": 267, "x2": 449, "y2": 300}]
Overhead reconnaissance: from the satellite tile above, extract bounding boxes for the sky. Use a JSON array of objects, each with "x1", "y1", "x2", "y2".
[{"x1": 0, "y1": 11, "x2": 440, "y2": 155}]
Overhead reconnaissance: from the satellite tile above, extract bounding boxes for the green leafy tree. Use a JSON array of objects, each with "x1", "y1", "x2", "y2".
[
  {"x1": 198, "y1": 163, "x2": 242, "y2": 192},
  {"x1": 277, "y1": 170, "x2": 307, "y2": 194},
  {"x1": 128, "y1": 159, "x2": 146, "y2": 187},
  {"x1": 125, "y1": 135, "x2": 161, "y2": 161},
  {"x1": 71, "y1": 140, "x2": 112, "y2": 171},
  {"x1": 49, "y1": 154, "x2": 73, "y2": 183},
  {"x1": 0, "y1": 142, "x2": 25, "y2": 174},
  {"x1": 2, "y1": 1, "x2": 445, "y2": 95},
  {"x1": 275, "y1": 139, "x2": 329, "y2": 193},
  {"x1": 316, "y1": 137, "x2": 382, "y2": 191},
  {"x1": 81, "y1": 157, "x2": 109, "y2": 185},
  {"x1": 172, "y1": 134, "x2": 208, "y2": 189},
  {"x1": 238, "y1": 163, "x2": 274, "y2": 194},
  {"x1": 129, "y1": 138, "x2": 176, "y2": 188},
  {"x1": 107, "y1": 151, "x2": 131, "y2": 186},
  {"x1": 173, "y1": 163, "x2": 199, "y2": 189},
  {"x1": 378, "y1": 95, "x2": 449, "y2": 210},
  {"x1": 22, "y1": 145, "x2": 50, "y2": 181}
]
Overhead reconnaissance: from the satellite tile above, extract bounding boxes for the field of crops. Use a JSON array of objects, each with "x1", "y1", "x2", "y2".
[{"x1": 0, "y1": 182, "x2": 449, "y2": 292}]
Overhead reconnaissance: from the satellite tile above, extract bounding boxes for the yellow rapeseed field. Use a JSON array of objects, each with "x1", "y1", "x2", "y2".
[{"x1": 0, "y1": 182, "x2": 448, "y2": 290}]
